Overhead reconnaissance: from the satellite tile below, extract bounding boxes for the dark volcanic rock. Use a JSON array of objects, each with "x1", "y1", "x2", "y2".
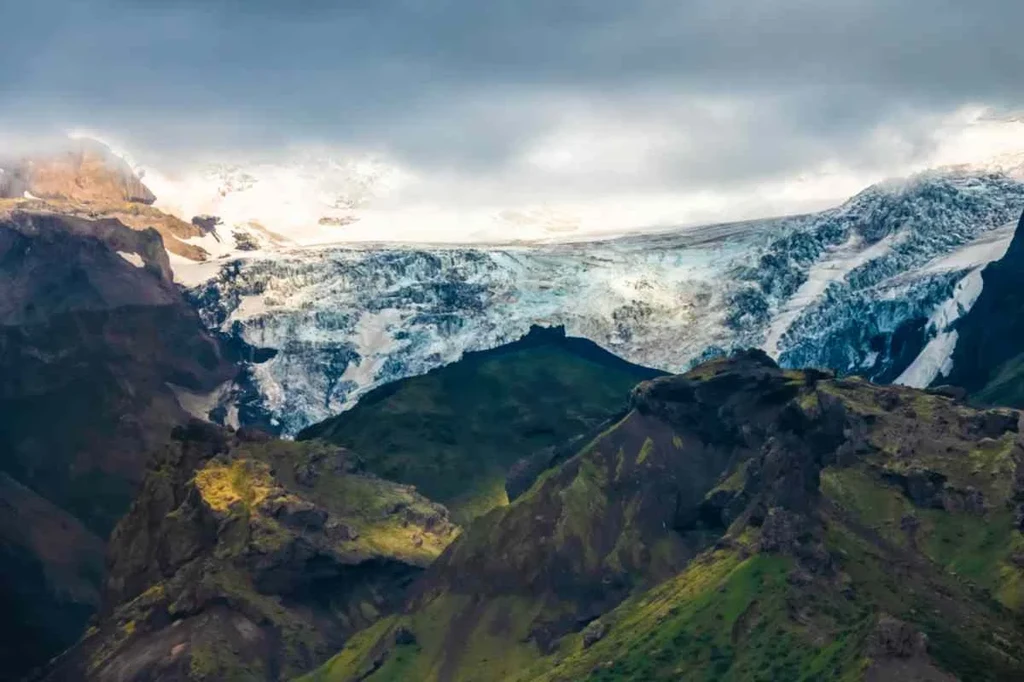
[
  {"x1": 881, "y1": 469, "x2": 949, "y2": 509},
  {"x1": 0, "y1": 211, "x2": 237, "y2": 532},
  {"x1": 190, "y1": 215, "x2": 222, "y2": 234},
  {"x1": 0, "y1": 210, "x2": 237, "y2": 677}
]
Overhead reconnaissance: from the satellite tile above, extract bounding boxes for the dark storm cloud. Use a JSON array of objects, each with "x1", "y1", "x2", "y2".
[{"x1": 2, "y1": 0, "x2": 1023, "y2": 194}]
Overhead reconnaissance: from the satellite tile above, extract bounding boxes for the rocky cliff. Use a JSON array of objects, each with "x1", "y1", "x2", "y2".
[
  {"x1": 307, "y1": 352, "x2": 1024, "y2": 681},
  {"x1": 0, "y1": 209, "x2": 237, "y2": 678},
  {"x1": 41, "y1": 421, "x2": 459, "y2": 682}
]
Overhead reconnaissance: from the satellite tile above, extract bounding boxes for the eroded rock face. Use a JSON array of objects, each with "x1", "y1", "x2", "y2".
[
  {"x1": 0, "y1": 211, "x2": 236, "y2": 533},
  {"x1": 43, "y1": 422, "x2": 459, "y2": 682}
]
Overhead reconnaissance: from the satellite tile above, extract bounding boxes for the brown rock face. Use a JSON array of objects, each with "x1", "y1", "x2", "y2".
[
  {"x1": 0, "y1": 211, "x2": 236, "y2": 525},
  {"x1": 2, "y1": 138, "x2": 155, "y2": 205},
  {"x1": 0, "y1": 473, "x2": 105, "y2": 678},
  {"x1": 0, "y1": 139, "x2": 210, "y2": 260}
]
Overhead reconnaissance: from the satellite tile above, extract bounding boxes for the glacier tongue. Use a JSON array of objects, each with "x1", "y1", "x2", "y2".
[{"x1": 180, "y1": 169, "x2": 1024, "y2": 435}]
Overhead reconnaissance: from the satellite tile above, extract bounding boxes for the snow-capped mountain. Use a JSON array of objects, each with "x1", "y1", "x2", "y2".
[{"x1": 173, "y1": 166, "x2": 1024, "y2": 435}]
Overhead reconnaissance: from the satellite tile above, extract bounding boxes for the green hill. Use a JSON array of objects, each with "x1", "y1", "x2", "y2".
[{"x1": 298, "y1": 326, "x2": 663, "y2": 524}]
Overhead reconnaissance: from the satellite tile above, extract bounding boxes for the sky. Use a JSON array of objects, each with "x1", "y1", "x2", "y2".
[{"x1": 5, "y1": 0, "x2": 1024, "y2": 242}]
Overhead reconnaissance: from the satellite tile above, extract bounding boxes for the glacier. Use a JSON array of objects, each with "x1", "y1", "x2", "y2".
[{"x1": 177, "y1": 169, "x2": 1024, "y2": 435}]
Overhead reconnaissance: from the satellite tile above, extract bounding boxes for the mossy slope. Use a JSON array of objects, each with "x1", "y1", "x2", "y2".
[
  {"x1": 298, "y1": 325, "x2": 663, "y2": 523},
  {"x1": 42, "y1": 422, "x2": 460, "y2": 682},
  {"x1": 308, "y1": 352, "x2": 1024, "y2": 682}
]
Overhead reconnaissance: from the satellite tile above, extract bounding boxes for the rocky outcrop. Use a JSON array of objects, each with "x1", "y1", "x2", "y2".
[
  {"x1": 865, "y1": 616, "x2": 956, "y2": 682},
  {"x1": 310, "y1": 352, "x2": 1024, "y2": 682},
  {"x1": 42, "y1": 422, "x2": 459, "y2": 682},
  {"x1": 0, "y1": 210, "x2": 237, "y2": 677}
]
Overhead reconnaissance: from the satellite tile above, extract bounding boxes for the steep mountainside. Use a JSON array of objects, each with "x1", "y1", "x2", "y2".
[
  {"x1": 306, "y1": 352, "x2": 1024, "y2": 682},
  {"x1": 42, "y1": 422, "x2": 459, "y2": 682},
  {"x1": 180, "y1": 168, "x2": 1024, "y2": 434},
  {"x1": 298, "y1": 326, "x2": 663, "y2": 523},
  {"x1": 0, "y1": 209, "x2": 236, "y2": 534},
  {"x1": 944, "y1": 210, "x2": 1024, "y2": 407},
  {"x1": 0, "y1": 474, "x2": 105, "y2": 679},
  {"x1": 0, "y1": 208, "x2": 237, "y2": 678}
]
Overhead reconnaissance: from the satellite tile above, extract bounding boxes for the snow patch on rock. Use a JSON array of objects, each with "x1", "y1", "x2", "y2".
[{"x1": 116, "y1": 251, "x2": 145, "y2": 268}]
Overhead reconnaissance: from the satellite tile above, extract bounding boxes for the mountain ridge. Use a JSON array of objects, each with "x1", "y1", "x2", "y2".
[{"x1": 39, "y1": 421, "x2": 460, "y2": 682}]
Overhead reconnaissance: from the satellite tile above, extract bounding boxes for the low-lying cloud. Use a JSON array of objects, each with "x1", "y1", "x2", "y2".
[{"x1": 4, "y1": 0, "x2": 1024, "y2": 236}]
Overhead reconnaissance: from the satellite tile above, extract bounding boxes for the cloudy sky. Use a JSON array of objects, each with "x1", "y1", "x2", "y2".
[{"x1": 5, "y1": 0, "x2": 1024, "y2": 240}]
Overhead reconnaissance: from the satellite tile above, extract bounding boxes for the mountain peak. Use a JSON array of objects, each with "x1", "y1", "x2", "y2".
[{"x1": 1, "y1": 137, "x2": 155, "y2": 206}]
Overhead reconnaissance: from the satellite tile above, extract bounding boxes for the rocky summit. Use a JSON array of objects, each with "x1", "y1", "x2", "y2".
[
  {"x1": 306, "y1": 351, "x2": 1024, "y2": 682},
  {"x1": 0, "y1": 138, "x2": 156, "y2": 206}
]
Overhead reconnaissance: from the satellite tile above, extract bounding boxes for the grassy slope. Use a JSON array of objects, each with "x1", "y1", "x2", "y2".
[
  {"x1": 303, "y1": 363, "x2": 1024, "y2": 682},
  {"x1": 299, "y1": 330, "x2": 660, "y2": 523}
]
